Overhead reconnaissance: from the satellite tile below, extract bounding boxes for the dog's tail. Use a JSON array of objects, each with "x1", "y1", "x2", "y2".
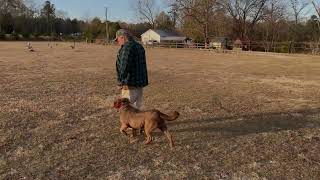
[{"x1": 160, "y1": 111, "x2": 180, "y2": 121}]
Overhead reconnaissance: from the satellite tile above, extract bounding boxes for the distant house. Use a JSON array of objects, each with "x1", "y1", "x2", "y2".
[
  {"x1": 233, "y1": 38, "x2": 243, "y2": 50},
  {"x1": 209, "y1": 37, "x2": 233, "y2": 50},
  {"x1": 141, "y1": 29, "x2": 187, "y2": 45},
  {"x1": 233, "y1": 38, "x2": 243, "y2": 48}
]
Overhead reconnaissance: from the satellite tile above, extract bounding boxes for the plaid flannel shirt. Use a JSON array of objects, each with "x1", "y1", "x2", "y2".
[{"x1": 116, "y1": 39, "x2": 148, "y2": 87}]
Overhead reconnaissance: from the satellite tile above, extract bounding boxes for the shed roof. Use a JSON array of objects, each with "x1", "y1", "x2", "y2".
[
  {"x1": 153, "y1": 29, "x2": 184, "y2": 37},
  {"x1": 210, "y1": 37, "x2": 231, "y2": 42}
]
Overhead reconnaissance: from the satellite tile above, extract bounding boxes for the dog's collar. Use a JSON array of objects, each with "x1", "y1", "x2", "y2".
[
  {"x1": 119, "y1": 106, "x2": 126, "y2": 111},
  {"x1": 119, "y1": 104, "x2": 130, "y2": 111}
]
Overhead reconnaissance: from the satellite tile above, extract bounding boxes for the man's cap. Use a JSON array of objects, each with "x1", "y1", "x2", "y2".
[{"x1": 114, "y1": 29, "x2": 131, "y2": 42}]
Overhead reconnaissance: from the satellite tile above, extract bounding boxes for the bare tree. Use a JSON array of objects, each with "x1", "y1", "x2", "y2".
[
  {"x1": 162, "y1": 0, "x2": 180, "y2": 27},
  {"x1": 133, "y1": 0, "x2": 159, "y2": 29},
  {"x1": 310, "y1": 0, "x2": 320, "y2": 54},
  {"x1": 286, "y1": 0, "x2": 309, "y2": 53},
  {"x1": 24, "y1": 0, "x2": 37, "y2": 16},
  {"x1": 0, "y1": 0, "x2": 34, "y2": 32},
  {"x1": 218, "y1": 0, "x2": 268, "y2": 41},
  {"x1": 155, "y1": 11, "x2": 175, "y2": 30},
  {"x1": 175, "y1": 0, "x2": 220, "y2": 46},
  {"x1": 311, "y1": 0, "x2": 320, "y2": 17},
  {"x1": 0, "y1": 0, "x2": 32, "y2": 15},
  {"x1": 289, "y1": 0, "x2": 309, "y2": 25},
  {"x1": 262, "y1": 0, "x2": 286, "y2": 52},
  {"x1": 168, "y1": 3, "x2": 179, "y2": 27}
]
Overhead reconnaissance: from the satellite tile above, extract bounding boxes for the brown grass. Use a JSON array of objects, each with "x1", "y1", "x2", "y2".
[{"x1": 1, "y1": 42, "x2": 320, "y2": 179}]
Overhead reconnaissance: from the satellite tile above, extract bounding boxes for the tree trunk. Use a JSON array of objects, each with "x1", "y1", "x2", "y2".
[{"x1": 204, "y1": 23, "x2": 208, "y2": 48}]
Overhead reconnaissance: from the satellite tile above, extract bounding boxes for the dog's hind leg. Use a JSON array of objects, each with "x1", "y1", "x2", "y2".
[
  {"x1": 160, "y1": 127, "x2": 174, "y2": 148},
  {"x1": 131, "y1": 129, "x2": 137, "y2": 138},
  {"x1": 144, "y1": 129, "x2": 153, "y2": 145}
]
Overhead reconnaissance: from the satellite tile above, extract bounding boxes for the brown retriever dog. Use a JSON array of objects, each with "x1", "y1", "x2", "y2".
[{"x1": 113, "y1": 98, "x2": 179, "y2": 148}]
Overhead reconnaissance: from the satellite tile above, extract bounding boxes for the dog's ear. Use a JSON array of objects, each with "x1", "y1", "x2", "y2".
[
  {"x1": 113, "y1": 101, "x2": 117, "y2": 108},
  {"x1": 113, "y1": 101, "x2": 120, "y2": 109},
  {"x1": 113, "y1": 98, "x2": 122, "y2": 109}
]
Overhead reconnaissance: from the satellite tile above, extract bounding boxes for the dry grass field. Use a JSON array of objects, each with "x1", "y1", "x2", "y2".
[{"x1": 1, "y1": 42, "x2": 320, "y2": 179}]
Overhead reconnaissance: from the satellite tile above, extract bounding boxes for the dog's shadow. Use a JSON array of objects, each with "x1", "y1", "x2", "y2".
[{"x1": 169, "y1": 108, "x2": 320, "y2": 142}]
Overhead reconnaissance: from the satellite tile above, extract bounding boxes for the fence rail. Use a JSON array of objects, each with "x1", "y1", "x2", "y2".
[
  {"x1": 142, "y1": 41, "x2": 320, "y2": 55},
  {"x1": 91, "y1": 38, "x2": 320, "y2": 55}
]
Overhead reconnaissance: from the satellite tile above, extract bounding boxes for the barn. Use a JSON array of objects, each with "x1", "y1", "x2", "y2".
[
  {"x1": 209, "y1": 37, "x2": 233, "y2": 50},
  {"x1": 141, "y1": 29, "x2": 187, "y2": 45}
]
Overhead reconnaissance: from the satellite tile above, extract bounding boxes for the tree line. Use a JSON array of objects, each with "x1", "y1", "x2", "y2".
[
  {"x1": 0, "y1": 0, "x2": 149, "y2": 41},
  {"x1": 135, "y1": 0, "x2": 320, "y2": 44},
  {"x1": 1, "y1": 0, "x2": 320, "y2": 45}
]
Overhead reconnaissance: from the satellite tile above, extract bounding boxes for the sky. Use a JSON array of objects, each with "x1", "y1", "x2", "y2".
[
  {"x1": 32, "y1": 0, "x2": 318, "y2": 23},
  {"x1": 34, "y1": 0, "x2": 167, "y2": 23}
]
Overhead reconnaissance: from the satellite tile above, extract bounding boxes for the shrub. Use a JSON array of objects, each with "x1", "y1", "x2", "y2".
[
  {"x1": 11, "y1": 32, "x2": 19, "y2": 40},
  {"x1": 0, "y1": 32, "x2": 5, "y2": 39}
]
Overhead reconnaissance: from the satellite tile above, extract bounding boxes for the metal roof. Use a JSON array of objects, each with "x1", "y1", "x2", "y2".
[{"x1": 153, "y1": 29, "x2": 185, "y2": 37}]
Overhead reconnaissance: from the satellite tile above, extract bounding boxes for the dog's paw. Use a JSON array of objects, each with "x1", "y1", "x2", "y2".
[{"x1": 129, "y1": 137, "x2": 139, "y2": 144}]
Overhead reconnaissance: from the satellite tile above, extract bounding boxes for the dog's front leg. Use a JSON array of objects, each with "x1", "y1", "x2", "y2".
[
  {"x1": 131, "y1": 129, "x2": 137, "y2": 138},
  {"x1": 120, "y1": 125, "x2": 129, "y2": 136},
  {"x1": 129, "y1": 129, "x2": 139, "y2": 144}
]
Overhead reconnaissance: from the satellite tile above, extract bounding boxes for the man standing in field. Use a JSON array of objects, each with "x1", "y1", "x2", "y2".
[{"x1": 114, "y1": 29, "x2": 148, "y2": 109}]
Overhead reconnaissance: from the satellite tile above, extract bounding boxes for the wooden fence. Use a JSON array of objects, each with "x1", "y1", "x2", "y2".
[
  {"x1": 143, "y1": 41, "x2": 320, "y2": 55},
  {"x1": 91, "y1": 39, "x2": 320, "y2": 55}
]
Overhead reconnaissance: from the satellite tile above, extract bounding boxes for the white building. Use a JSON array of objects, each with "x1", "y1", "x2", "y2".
[
  {"x1": 209, "y1": 37, "x2": 233, "y2": 50},
  {"x1": 141, "y1": 29, "x2": 187, "y2": 45}
]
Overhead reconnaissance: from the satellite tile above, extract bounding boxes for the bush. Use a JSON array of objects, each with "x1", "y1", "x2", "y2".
[
  {"x1": 22, "y1": 32, "x2": 31, "y2": 39},
  {"x1": 11, "y1": 32, "x2": 19, "y2": 40},
  {"x1": 0, "y1": 32, "x2": 5, "y2": 39},
  {"x1": 277, "y1": 43, "x2": 290, "y2": 53}
]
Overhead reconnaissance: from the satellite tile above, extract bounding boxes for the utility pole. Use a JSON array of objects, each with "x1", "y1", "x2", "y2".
[{"x1": 105, "y1": 7, "x2": 109, "y2": 43}]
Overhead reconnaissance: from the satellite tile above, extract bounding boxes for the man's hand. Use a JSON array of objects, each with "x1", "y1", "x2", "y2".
[
  {"x1": 122, "y1": 85, "x2": 129, "y2": 90},
  {"x1": 117, "y1": 85, "x2": 129, "y2": 90}
]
